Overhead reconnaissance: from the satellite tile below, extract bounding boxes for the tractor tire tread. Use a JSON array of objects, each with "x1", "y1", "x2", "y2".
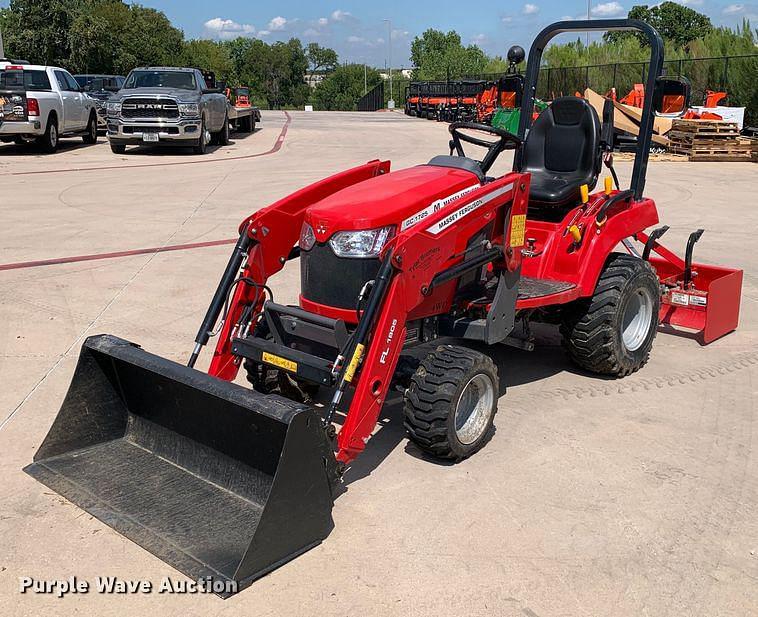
[
  {"x1": 403, "y1": 345, "x2": 498, "y2": 460},
  {"x1": 560, "y1": 253, "x2": 659, "y2": 377}
]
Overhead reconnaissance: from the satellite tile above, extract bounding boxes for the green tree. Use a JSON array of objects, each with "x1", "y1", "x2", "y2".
[
  {"x1": 0, "y1": 0, "x2": 83, "y2": 65},
  {"x1": 241, "y1": 38, "x2": 309, "y2": 108},
  {"x1": 312, "y1": 64, "x2": 382, "y2": 110},
  {"x1": 410, "y1": 29, "x2": 488, "y2": 80},
  {"x1": 181, "y1": 39, "x2": 234, "y2": 83},
  {"x1": 605, "y1": 2, "x2": 712, "y2": 49},
  {"x1": 305, "y1": 42, "x2": 338, "y2": 82}
]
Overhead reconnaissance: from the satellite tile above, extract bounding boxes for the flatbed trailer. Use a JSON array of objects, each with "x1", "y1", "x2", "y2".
[{"x1": 228, "y1": 103, "x2": 260, "y2": 133}]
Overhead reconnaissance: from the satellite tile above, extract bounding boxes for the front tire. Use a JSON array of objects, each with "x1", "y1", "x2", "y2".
[
  {"x1": 37, "y1": 116, "x2": 58, "y2": 153},
  {"x1": 404, "y1": 345, "x2": 498, "y2": 460},
  {"x1": 561, "y1": 253, "x2": 660, "y2": 376},
  {"x1": 193, "y1": 117, "x2": 208, "y2": 154},
  {"x1": 82, "y1": 112, "x2": 98, "y2": 144},
  {"x1": 110, "y1": 143, "x2": 126, "y2": 154}
]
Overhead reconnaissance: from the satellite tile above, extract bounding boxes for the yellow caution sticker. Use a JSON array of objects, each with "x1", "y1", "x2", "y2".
[
  {"x1": 344, "y1": 344, "x2": 365, "y2": 383},
  {"x1": 262, "y1": 352, "x2": 297, "y2": 373},
  {"x1": 510, "y1": 214, "x2": 526, "y2": 247}
]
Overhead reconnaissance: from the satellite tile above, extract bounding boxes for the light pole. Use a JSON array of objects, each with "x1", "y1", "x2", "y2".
[
  {"x1": 587, "y1": 0, "x2": 591, "y2": 47},
  {"x1": 383, "y1": 18, "x2": 394, "y2": 108}
]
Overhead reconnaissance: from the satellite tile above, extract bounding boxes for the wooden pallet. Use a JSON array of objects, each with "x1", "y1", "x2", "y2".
[
  {"x1": 668, "y1": 120, "x2": 755, "y2": 162},
  {"x1": 671, "y1": 119, "x2": 740, "y2": 136}
]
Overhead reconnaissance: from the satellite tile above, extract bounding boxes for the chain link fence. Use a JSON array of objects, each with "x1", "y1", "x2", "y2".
[{"x1": 463, "y1": 54, "x2": 757, "y2": 124}]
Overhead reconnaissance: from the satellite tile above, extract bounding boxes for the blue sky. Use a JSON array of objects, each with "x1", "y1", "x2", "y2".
[
  {"x1": 2, "y1": 0, "x2": 755, "y2": 66},
  {"x1": 143, "y1": 0, "x2": 756, "y2": 65}
]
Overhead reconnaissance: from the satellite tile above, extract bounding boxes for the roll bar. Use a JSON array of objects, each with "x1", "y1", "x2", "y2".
[{"x1": 517, "y1": 19, "x2": 665, "y2": 200}]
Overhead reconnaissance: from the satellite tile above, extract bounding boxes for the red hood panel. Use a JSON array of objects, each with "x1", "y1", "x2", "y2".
[{"x1": 305, "y1": 165, "x2": 481, "y2": 241}]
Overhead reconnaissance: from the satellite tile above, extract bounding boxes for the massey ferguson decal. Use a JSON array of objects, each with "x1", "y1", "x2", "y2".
[
  {"x1": 400, "y1": 184, "x2": 479, "y2": 231},
  {"x1": 426, "y1": 183, "x2": 514, "y2": 235}
]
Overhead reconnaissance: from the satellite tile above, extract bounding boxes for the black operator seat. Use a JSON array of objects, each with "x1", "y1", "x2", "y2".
[{"x1": 518, "y1": 96, "x2": 602, "y2": 208}]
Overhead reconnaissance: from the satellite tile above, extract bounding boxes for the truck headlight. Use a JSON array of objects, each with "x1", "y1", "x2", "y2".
[
  {"x1": 299, "y1": 223, "x2": 316, "y2": 251},
  {"x1": 328, "y1": 226, "x2": 394, "y2": 258},
  {"x1": 178, "y1": 103, "x2": 200, "y2": 117},
  {"x1": 106, "y1": 101, "x2": 121, "y2": 115}
]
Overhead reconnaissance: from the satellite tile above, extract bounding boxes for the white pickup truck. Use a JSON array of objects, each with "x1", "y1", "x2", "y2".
[{"x1": 0, "y1": 62, "x2": 98, "y2": 152}]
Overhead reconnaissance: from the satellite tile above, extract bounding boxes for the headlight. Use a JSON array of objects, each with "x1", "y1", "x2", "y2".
[
  {"x1": 299, "y1": 223, "x2": 316, "y2": 251},
  {"x1": 106, "y1": 101, "x2": 121, "y2": 115},
  {"x1": 178, "y1": 103, "x2": 200, "y2": 117},
  {"x1": 328, "y1": 226, "x2": 394, "y2": 258}
]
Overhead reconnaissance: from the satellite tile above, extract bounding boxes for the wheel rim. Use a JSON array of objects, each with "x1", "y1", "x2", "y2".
[
  {"x1": 50, "y1": 124, "x2": 57, "y2": 146},
  {"x1": 454, "y1": 373, "x2": 495, "y2": 445},
  {"x1": 203, "y1": 127, "x2": 210, "y2": 145},
  {"x1": 622, "y1": 287, "x2": 654, "y2": 352}
]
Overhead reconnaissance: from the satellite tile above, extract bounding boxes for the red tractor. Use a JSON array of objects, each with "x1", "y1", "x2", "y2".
[{"x1": 26, "y1": 19, "x2": 742, "y2": 596}]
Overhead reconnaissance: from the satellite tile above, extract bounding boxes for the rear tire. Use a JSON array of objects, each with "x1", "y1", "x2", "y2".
[
  {"x1": 216, "y1": 113, "x2": 230, "y2": 145},
  {"x1": 560, "y1": 253, "x2": 660, "y2": 376},
  {"x1": 37, "y1": 115, "x2": 58, "y2": 153},
  {"x1": 82, "y1": 112, "x2": 98, "y2": 144},
  {"x1": 404, "y1": 345, "x2": 498, "y2": 460}
]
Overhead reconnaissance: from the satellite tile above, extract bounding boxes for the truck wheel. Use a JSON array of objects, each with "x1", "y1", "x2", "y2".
[
  {"x1": 216, "y1": 113, "x2": 230, "y2": 146},
  {"x1": 193, "y1": 117, "x2": 208, "y2": 154},
  {"x1": 560, "y1": 253, "x2": 660, "y2": 377},
  {"x1": 404, "y1": 344, "x2": 498, "y2": 460},
  {"x1": 82, "y1": 112, "x2": 98, "y2": 144},
  {"x1": 37, "y1": 116, "x2": 58, "y2": 153},
  {"x1": 110, "y1": 143, "x2": 126, "y2": 154}
]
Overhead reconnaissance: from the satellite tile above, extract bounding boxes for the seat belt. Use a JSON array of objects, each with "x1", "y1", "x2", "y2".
[{"x1": 601, "y1": 97, "x2": 620, "y2": 190}]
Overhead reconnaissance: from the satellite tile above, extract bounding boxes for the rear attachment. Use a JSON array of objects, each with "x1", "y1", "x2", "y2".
[
  {"x1": 24, "y1": 335, "x2": 338, "y2": 597},
  {"x1": 640, "y1": 228, "x2": 743, "y2": 344}
]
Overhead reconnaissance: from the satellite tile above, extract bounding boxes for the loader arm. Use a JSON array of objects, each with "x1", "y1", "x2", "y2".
[
  {"x1": 207, "y1": 160, "x2": 390, "y2": 380},
  {"x1": 336, "y1": 173, "x2": 529, "y2": 463}
]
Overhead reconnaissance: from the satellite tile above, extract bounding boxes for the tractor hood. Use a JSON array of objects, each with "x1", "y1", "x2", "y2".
[{"x1": 305, "y1": 165, "x2": 482, "y2": 242}]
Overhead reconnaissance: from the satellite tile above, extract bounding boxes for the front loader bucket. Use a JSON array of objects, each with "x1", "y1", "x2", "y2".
[{"x1": 24, "y1": 335, "x2": 337, "y2": 597}]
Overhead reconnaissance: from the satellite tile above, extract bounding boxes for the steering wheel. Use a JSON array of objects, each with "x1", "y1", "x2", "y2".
[{"x1": 448, "y1": 122, "x2": 522, "y2": 175}]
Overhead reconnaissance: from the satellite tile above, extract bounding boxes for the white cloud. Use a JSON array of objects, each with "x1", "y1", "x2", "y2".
[
  {"x1": 723, "y1": 3, "x2": 745, "y2": 12},
  {"x1": 347, "y1": 35, "x2": 365, "y2": 43},
  {"x1": 268, "y1": 16, "x2": 288, "y2": 31},
  {"x1": 501, "y1": 15, "x2": 514, "y2": 23},
  {"x1": 318, "y1": 17, "x2": 328, "y2": 25},
  {"x1": 303, "y1": 28, "x2": 320, "y2": 37},
  {"x1": 203, "y1": 17, "x2": 255, "y2": 40},
  {"x1": 671, "y1": 0, "x2": 704, "y2": 5},
  {"x1": 331, "y1": 9, "x2": 354, "y2": 22},
  {"x1": 472, "y1": 33, "x2": 489, "y2": 45},
  {"x1": 257, "y1": 30, "x2": 271, "y2": 37},
  {"x1": 522, "y1": 3, "x2": 540, "y2": 14},
  {"x1": 391, "y1": 28, "x2": 409, "y2": 40},
  {"x1": 591, "y1": 1, "x2": 625, "y2": 16}
]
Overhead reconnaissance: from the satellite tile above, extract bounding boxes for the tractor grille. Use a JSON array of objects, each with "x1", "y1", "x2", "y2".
[
  {"x1": 121, "y1": 98, "x2": 179, "y2": 120},
  {"x1": 301, "y1": 243, "x2": 380, "y2": 310}
]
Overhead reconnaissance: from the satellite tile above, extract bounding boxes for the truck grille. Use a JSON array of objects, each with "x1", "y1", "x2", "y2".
[{"x1": 121, "y1": 98, "x2": 179, "y2": 120}]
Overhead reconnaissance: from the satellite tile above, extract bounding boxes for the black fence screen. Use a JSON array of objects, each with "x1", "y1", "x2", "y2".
[{"x1": 357, "y1": 82, "x2": 384, "y2": 111}]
